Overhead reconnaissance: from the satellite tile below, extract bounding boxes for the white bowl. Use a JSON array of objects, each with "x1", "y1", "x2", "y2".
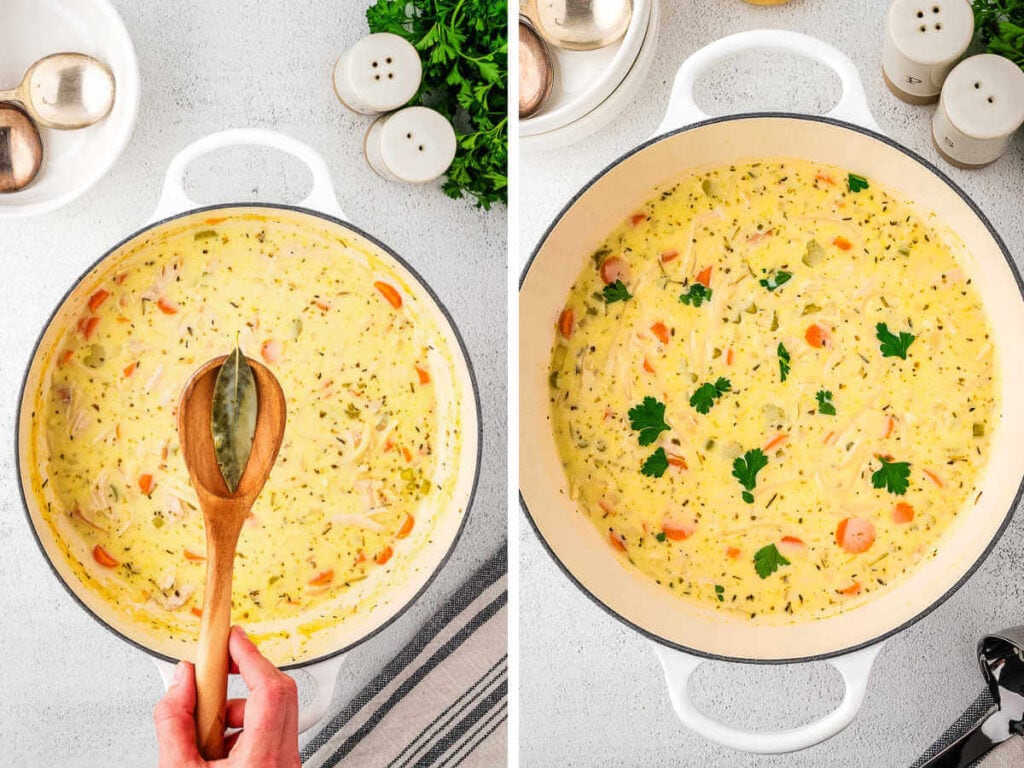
[
  {"x1": 522, "y1": 0, "x2": 661, "y2": 153},
  {"x1": 0, "y1": 0, "x2": 140, "y2": 218},
  {"x1": 520, "y1": 0, "x2": 652, "y2": 137}
]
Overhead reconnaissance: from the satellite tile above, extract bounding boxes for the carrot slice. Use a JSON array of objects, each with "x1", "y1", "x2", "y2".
[
  {"x1": 764, "y1": 432, "x2": 789, "y2": 452},
  {"x1": 401, "y1": 446, "x2": 413, "y2": 463},
  {"x1": 608, "y1": 531, "x2": 627, "y2": 552},
  {"x1": 415, "y1": 366, "x2": 431, "y2": 385},
  {"x1": 836, "y1": 517, "x2": 876, "y2": 554},
  {"x1": 726, "y1": 348, "x2": 734, "y2": 366},
  {"x1": 156, "y1": 297, "x2": 179, "y2": 315},
  {"x1": 190, "y1": 607, "x2": 203, "y2": 618},
  {"x1": 314, "y1": 300, "x2": 330, "y2": 312},
  {"x1": 308, "y1": 569, "x2": 334, "y2": 586},
  {"x1": 780, "y1": 536, "x2": 805, "y2": 547},
  {"x1": 695, "y1": 266, "x2": 712, "y2": 287},
  {"x1": 88, "y1": 289, "x2": 110, "y2": 312},
  {"x1": 660, "y1": 250, "x2": 679, "y2": 263},
  {"x1": 397, "y1": 515, "x2": 415, "y2": 539},
  {"x1": 92, "y1": 545, "x2": 118, "y2": 568},
  {"x1": 183, "y1": 549, "x2": 206, "y2": 562},
  {"x1": 629, "y1": 213, "x2": 647, "y2": 226},
  {"x1": 824, "y1": 431, "x2": 838, "y2": 446},
  {"x1": 204, "y1": 217, "x2": 227, "y2": 225},
  {"x1": 558, "y1": 308, "x2": 574, "y2": 339},
  {"x1": 138, "y1": 474, "x2": 155, "y2": 495},
  {"x1": 883, "y1": 416, "x2": 896, "y2": 439},
  {"x1": 114, "y1": 272, "x2": 129, "y2": 286},
  {"x1": 650, "y1": 322, "x2": 670, "y2": 345},
  {"x1": 726, "y1": 546, "x2": 741, "y2": 559},
  {"x1": 123, "y1": 362, "x2": 138, "y2": 378},
  {"x1": 261, "y1": 339, "x2": 282, "y2": 364},
  {"x1": 642, "y1": 358, "x2": 655, "y2": 374},
  {"x1": 375, "y1": 546, "x2": 394, "y2": 565},
  {"x1": 78, "y1": 316, "x2": 99, "y2": 340},
  {"x1": 892, "y1": 502, "x2": 915, "y2": 524},
  {"x1": 923, "y1": 468, "x2": 945, "y2": 488},
  {"x1": 355, "y1": 550, "x2": 367, "y2": 564},
  {"x1": 666, "y1": 453, "x2": 688, "y2": 469},
  {"x1": 599, "y1": 256, "x2": 631, "y2": 285},
  {"x1": 59, "y1": 350, "x2": 74, "y2": 366},
  {"x1": 815, "y1": 173, "x2": 836, "y2": 185},
  {"x1": 833, "y1": 236, "x2": 853, "y2": 251},
  {"x1": 374, "y1": 281, "x2": 403, "y2": 309},
  {"x1": 746, "y1": 228, "x2": 774, "y2": 244},
  {"x1": 805, "y1": 324, "x2": 830, "y2": 348},
  {"x1": 839, "y1": 581, "x2": 862, "y2": 596},
  {"x1": 663, "y1": 520, "x2": 695, "y2": 541}
]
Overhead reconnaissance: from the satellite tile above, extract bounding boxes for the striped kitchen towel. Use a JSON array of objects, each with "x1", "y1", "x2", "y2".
[{"x1": 301, "y1": 544, "x2": 507, "y2": 768}]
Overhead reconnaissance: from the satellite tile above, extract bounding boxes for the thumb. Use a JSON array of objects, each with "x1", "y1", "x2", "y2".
[{"x1": 153, "y1": 661, "x2": 202, "y2": 767}]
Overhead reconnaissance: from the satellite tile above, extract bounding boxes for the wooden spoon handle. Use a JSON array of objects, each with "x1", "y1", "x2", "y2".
[{"x1": 194, "y1": 538, "x2": 237, "y2": 759}]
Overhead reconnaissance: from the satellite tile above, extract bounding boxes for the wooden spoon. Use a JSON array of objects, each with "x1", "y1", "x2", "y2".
[{"x1": 178, "y1": 355, "x2": 286, "y2": 760}]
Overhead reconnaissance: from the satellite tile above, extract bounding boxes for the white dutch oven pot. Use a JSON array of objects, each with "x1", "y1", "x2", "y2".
[
  {"x1": 18, "y1": 129, "x2": 481, "y2": 734},
  {"x1": 519, "y1": 31, "x2": 1024, "y2": 754}
]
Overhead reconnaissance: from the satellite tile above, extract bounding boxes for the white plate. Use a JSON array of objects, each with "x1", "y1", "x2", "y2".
[
  {"x1": 0, "y1": 0, "x2": 140, "y2": 218},
  {"x1": 521, "y1": 0, "x2": 651, "y2": 137},
  {"x1": 522, "y1": 0, "x2": 660, "y2": 153}
]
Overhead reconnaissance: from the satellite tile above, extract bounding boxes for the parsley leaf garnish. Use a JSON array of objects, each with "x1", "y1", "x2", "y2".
[
  {"x1": 366, "y1": 0, "x2": 507, "y2": 209},
  {"x1": 628, "y1": 396, "x2": 670, "y2": 446},
  {"x1": 679, "y1": 283, "x2": 712, "y2": 307},
  {"x1": 759, "y1": 271, "x2": 793, "y2": 292},
  {"x1": 847, "y1": 173, "x2": 870, "y2": 193},
  {"x1": 777, "y1": 342, "x2": 791, "y2": 382},
  {"x1": 872, "y1": 456, "x2": 911, "y2": 495},
  {"x1": 876, "y1": 322, "x2": 915, "y2": 360},
  {"x1": 689, "y1": 377, "x2": 732, "y2": 414},
  {"x1": 603, "y1": 279, "x2": 632, "y2": 304},
  {"x1": 732, "y1": 449, "x2": 768, "y2": 504},
  {"x1": 753, "y1": 543, "x2": 791, "y2": 579},
  {"x1": 655, "y1": 532, "x2": 667, "y2": 542},
  {"x1": 641, "y1": 447, "x2": 669, "y2": 478},
  {"x1": 714, "y1": 584, "x2": 725, "y2": 602},
  {"x1": 816, "y1": 389, "x2": 836, "y2": 415}
]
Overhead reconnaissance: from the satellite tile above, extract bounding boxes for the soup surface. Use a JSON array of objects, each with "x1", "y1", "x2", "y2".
[
  {"x1": 549, "y1": 160, "x2": 997, "y2": 620},
  {"x1": 28, "y1": 211, "x2": 463, "y2": 661}
]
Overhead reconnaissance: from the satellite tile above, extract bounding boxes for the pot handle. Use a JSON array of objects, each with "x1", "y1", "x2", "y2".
[
  {"x1": 151, "y1": 129, "x2": 346, "y2": 222},
  {"x1": 652, "y1": 641, "x2": 882, "y2": 754},
  {"x1": 656, "y1": 30, "x2": 882, "y2": 136},
  {"x1": 151, "y1": 652, "x2": 346, "y2": 735}
]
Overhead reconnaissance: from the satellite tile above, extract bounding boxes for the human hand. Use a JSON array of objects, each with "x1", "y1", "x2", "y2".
[{"x1": 154, "y1": 625, "x2": 300, "y2": 767}]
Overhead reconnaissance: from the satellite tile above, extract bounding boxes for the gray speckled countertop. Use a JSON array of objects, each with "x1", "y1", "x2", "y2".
[
  {"x1": 519, "y1": 1, "x2": 1024, "y2": 766},
  {"x1": 0, "y1": 2, "x2": 505, "y2": 765}
]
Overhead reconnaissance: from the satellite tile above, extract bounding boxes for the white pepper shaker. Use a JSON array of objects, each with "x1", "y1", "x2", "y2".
[
  {"x1": 364, "y1": 106, "x2": 457, "y2": 184},
  {"x1": 333, "y1": 33, "x2": 423, "y2": 114},
  {"x1": 933, "y1": 54, "x2": 1024, "y2": 168},
  {"x1": 882, "y1": 0, "x2": 974, "y2": 104}
]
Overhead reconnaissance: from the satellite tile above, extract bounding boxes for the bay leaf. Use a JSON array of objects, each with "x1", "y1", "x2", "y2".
[{"x1": 211, "y1": 343, "x2": 258, "y2": 493}]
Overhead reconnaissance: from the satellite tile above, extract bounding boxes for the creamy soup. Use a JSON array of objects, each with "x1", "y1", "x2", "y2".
[
  {"x1": 549, "y1": 160, "x2": 997, "y2": 620},
  {"x1": 27, "y1": 212, "x2": 463, "y2": 660}
]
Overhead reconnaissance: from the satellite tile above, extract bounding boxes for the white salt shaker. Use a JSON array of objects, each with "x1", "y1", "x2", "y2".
[
  {"x1": 333, "y1": 33, "x2": 423, "y2": 114},
  {"x1": 364, "y1": 106, "x2": 457, "y2": 184},
  {"x1": 882, "y1": 0, "x2": 974, "y2": 104},
  {"x1": 933, "y1": 54, "x2": 1024, "y2": 168}
]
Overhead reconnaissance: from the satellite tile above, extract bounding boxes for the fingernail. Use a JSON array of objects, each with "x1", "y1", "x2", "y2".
[
  {"x1": 232, "y1": 625, "x2": 248, "y2": 640},
  {"x1": 172, "y1": 661, "x2": 187, "y2": 686}
]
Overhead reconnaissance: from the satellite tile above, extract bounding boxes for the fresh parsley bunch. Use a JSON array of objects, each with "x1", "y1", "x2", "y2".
[
  {"x1": 366, "y1": 0, "x2": 508, "y2": 209},
  {"x1": 972, "y1": 0, "x2": 1024, "y2": 69}
]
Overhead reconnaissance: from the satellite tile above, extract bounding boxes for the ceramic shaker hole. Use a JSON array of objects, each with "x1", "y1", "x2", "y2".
[
  {"x1": 333, "y1": 32, "x2": 423, "y2": 114},
  {"x1": 365, "y1": 106, "x2": 457, "y2": 184},
  {"x1": 883, "y1": 0, "x2": 974, "y2": 103}
]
